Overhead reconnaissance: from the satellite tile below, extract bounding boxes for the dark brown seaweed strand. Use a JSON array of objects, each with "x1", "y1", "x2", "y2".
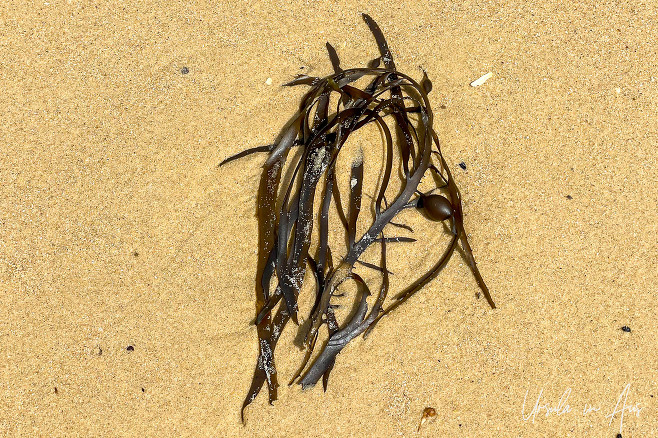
[
  {"x1": 307, "y1": 168, "x2": 335, "y2": 327},
  {"x1": 254, "y1": 154, "x2": 305, "y2": 325},
  {"x1": 326, "y1": 42, "x2": 343, "y2": 73},
  {"x1": 260, "y1": 245, "x2": 277, "y2": 303},
  {"x1": 356, "y1": 109, "x2": 393, "y2": 216},
  {"x1": 239, "y1": 156, "x2": 285, "y2": 423},
  {"x1": 299, "y1": 272, "x2": 372, "y2": 388},
  {"x1": 265, "y1": 114, "x2": 303, "y2": 167},
  {"x1": 289, "y1": 146, "x2": 339, "y2": 387},
  {"x1": 300, "y1": 103, "x2": 433, "y2": 385},
  {"x1": 298, "y1": 64, "x2": 437, "y2": 385},
  {"x1": 364, "y1": 233, "x2": 459, "y2": 338},
  {"x1": 219, "y1": 145, "x2": 273, "y2": 166},
  {"x1": 430, "y1": 131, "x2": 496, "y2": 309},
  {"x1": 221, "y1": 14, "x2": 495, "y2": 420},
  {"x1": 388, "y1": 221, "x2": 414, "y2": 232},
  {"x1": 356, "y1": 259, "x2": 393, "y2": 275},
  {"x1": 347, "y1": 157, "x2": 363, "y2": 248},
  {"x1": 281, "y1": 145, "x2": 331, "y2": 322},
  {"x1": 315, "y1": 171, "x2": 334, "y2": 289},
  {"x1": 283, "y1": 75, "x2": 322, "y2": 87},
  {"x1": 420, "y1": 69, "x2": 433, "y2": 94},
  {"x1": 376, "y1": 236, "x2": 416, "y2": 244},
  {"x1": 362, "y1": 14, "x2": 415, "y2": 174},
  {"x1": 321, "y1": 305, "x2": 339, "y2": 390},
  {"x1": 274, "y1": 107, "x2": 364, "y2": 317},
  {"x1": 362, "y1": 14, "x2": 395, "y2": 70},
  {"x1": 366, "y1": 133, "x2": 496, "y2": 336},
  {"x1": 300, "y1": 233, "x2": 390, "y2": 386},
  {"x1": 331, "y1": 171, "x2": 349, "y2": 231}
]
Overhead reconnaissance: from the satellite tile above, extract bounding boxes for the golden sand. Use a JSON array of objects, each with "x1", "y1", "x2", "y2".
[{"x1": 2, "y1": 1, "x2": 656, "y2": 436}]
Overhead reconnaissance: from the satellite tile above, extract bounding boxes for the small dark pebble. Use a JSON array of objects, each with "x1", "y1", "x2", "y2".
[
  {"x1": 54, "y1": 387, "x2": 58, "y2": 394},
  {"x1": 566, "y1": 195, "x2": 573, "y2": 200},
  {"x1": 621, "y1": 326, "x2": 631, "y2": 333},
  {"x1": 142, "y1": 388, "x2": 145, "y2": 393},
  {"x1": 181, "y1": 66, "x2": 189, "y2": 75},
  {"x1": 458, "y1": 161, "x2": 467, "y2": 170},
  {"x1": 127, "y1": 345, "x2": 135, "y2": 352},
  {"x1": 440, "y1": 104, "x2": 447, "y2": 109},
  {"x1": 133, "y1": 250, "x2": 139, "y2": 257},
  {"x1": 617, "y1": 434, "x2": 623, "y2": 438},
  {"x1": 98, "y1": 347, "x2": 103, "y2": 356}
]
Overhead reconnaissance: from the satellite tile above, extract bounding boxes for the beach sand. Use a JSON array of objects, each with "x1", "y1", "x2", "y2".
[{"x1": 1, "y1": 1, "x2": 656, "y2": 436}]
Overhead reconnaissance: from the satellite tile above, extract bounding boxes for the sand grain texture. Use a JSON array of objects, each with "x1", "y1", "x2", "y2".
[{"x1": 1, "y1": 1, "x2": 656, "y2": 437}]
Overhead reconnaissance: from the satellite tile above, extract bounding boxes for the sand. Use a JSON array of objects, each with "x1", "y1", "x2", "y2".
[{"x1": 1, "y1": 1, "x2": 656, "y2": 436}]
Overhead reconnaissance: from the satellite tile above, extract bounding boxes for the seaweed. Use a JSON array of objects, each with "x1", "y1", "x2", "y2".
[{"x1": 219, "y1": 14, "x2": 496, "y2": 423}]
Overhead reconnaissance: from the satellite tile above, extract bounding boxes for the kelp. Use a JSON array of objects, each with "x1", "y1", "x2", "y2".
[{"x1": 220, "y1": 14, "x2": 496, "y2": 423}]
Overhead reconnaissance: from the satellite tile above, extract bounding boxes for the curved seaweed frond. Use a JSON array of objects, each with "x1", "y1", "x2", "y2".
[{"x1": 219, "y1": 14, "x2": 496, "y2": 423}]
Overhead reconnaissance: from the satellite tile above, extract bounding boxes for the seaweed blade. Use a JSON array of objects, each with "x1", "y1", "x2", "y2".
[{"x1": 221, "y1": 14, "x2": 496, "y2": 421}]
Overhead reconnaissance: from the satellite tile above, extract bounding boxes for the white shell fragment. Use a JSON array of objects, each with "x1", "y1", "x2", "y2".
[
  {"x1": 470, "y1": 72, "x2": 493, "y2": 87},
  {"x1": 265, "y1": 77, "x2": 273, "y2": 85}
]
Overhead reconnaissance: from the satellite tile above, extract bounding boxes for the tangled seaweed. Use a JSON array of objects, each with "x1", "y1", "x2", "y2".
[{"x1": 220, "y1": 14, "x2": 496, "y2": 422}]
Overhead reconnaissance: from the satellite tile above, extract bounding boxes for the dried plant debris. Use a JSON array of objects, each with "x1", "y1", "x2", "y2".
[
  {"x1": 220, "y1": 14, "x2": 496, "y2": 422},
  {"x1": 418, "y1": 407, "x2": 437, "y2": 431}
]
